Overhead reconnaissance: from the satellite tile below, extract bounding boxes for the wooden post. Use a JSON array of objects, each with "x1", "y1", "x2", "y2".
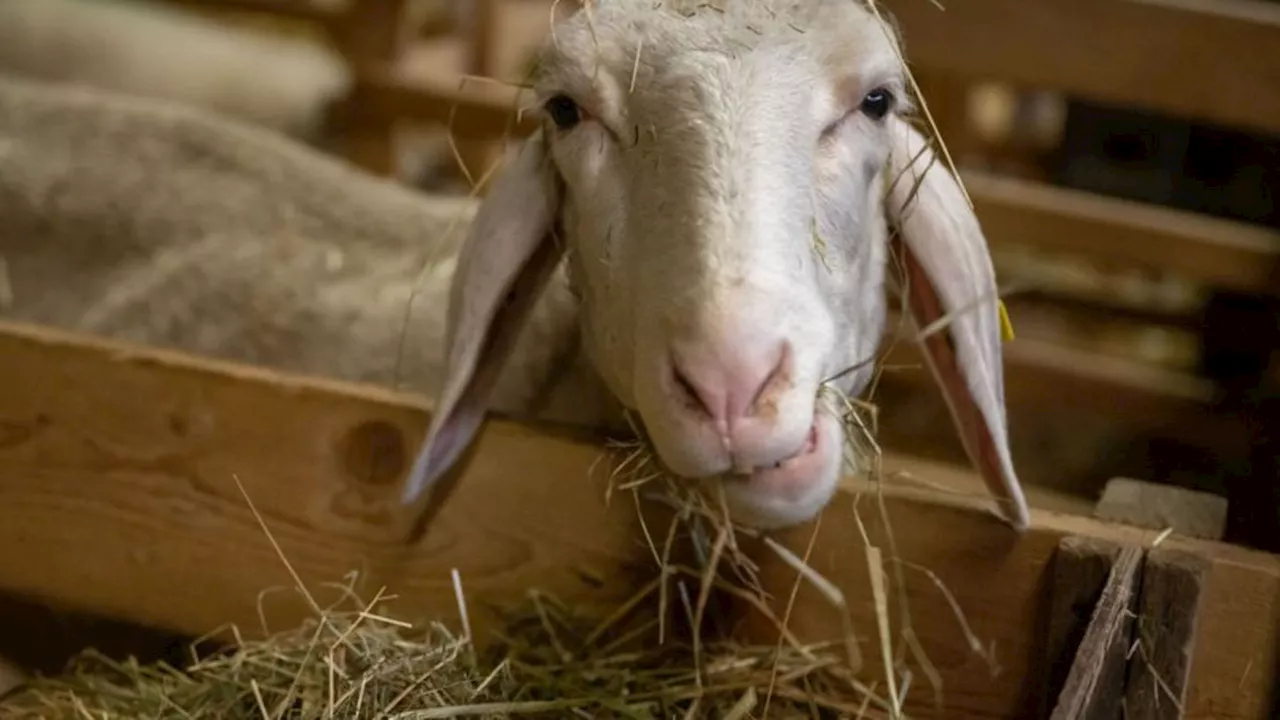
[
  {"x1": 454, "y1": 0, "x2": 512, "y2": 194},
  {"x1": 1123, "y1": 547, "x2": 1211, "y2": 720},
  {"x1": 1043, "y1": 539, "x2": 1214, "y2": 719},
  {"x1": 1041, "y1": 536, "x2": 1126, "y2": 717},
  {"x1": 324, "y1": 0, "x2": 411, "y2": 176},
  {"x1": 1048, "y1": 541, "x2": 1144, "y2": 719}
]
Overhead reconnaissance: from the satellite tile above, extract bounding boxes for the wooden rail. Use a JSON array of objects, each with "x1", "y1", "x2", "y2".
[
  {"x1": 882, "y1": 0, "x2": 1280, "y2": 137},
  {"x1": 0, "y1": 319, "x2": 1273, "y2": 719}
]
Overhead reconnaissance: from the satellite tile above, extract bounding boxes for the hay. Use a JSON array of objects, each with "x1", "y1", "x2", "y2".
[
  {"x1": 0, "y1": 588, "x2": 881, "y2": 719},
  {"x1": 0, "y1": 491, "x2": 896, "y2": 720},
  {"x1": 0, "y1": 394, "x2": 945, "y2": 720}
]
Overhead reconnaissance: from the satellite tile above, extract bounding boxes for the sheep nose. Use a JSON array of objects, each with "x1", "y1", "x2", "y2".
[{"x1": 670, "y1": 336, "x2": 791, "y2": 427}]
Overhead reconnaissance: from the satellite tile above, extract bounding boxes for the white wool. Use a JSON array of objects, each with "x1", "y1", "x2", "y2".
[{"x1": 0, "y1": 0, "x2": 350, "y2": 140}]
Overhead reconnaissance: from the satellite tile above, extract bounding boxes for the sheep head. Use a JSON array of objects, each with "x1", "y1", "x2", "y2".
[{"x1": 402, "y1": 0, "x2": 1030, "y2": 534}]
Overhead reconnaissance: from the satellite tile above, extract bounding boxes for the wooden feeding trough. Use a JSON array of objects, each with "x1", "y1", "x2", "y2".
[{"x1": 0, "y1": 318, "x2": 1276, "y2": 718}]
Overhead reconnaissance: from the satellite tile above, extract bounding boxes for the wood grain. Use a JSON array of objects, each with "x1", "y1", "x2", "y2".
[
  {"x1": 1049, "y1": 543, "x2": 1142, "y2": 720},
  {"x1": 882, "y1": 0, "x2": 1280, "y2": 136},
  {"x1": 0, "y1": 319, "x2": 1275, "y2": 719},
  {"x1": 0, "y1": 319, "x2": 649, "y2": 649},
  {"x1": 1126, "y1": 547, "x2": 1212, "y2": 720},
  {"x1": 741, "y1": 477, "x2": 1279, "y2": 720},
  {"x1": 1041, "y1": 537, "x2": 1125, "y2": 718},
  {"x1": 964, "y1": 170, "x2": 1280, "y2": 296}
]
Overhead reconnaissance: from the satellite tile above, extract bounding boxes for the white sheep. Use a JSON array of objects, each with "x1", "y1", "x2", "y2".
[
  {"x1": 402, "y1": 0, "x2": 1031, "y2": 534},
  {"x1": 0, "y1": 69, "x2": 614, "y2": 431},
  {"x1": 0, "y1": 0, "x2": 350, "y2": 141},
  {"x1": 0, "y1": 0, "x2": 1029, "y2": 540}
]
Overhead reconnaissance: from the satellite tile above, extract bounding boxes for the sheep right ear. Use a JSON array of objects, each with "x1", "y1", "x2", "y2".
[
  {"x1": 400, "y1": 131, "x2": 563, "y2": 520},
  {"x1": 882, "y1": 116, "x2": 1031, "y2": 531}
]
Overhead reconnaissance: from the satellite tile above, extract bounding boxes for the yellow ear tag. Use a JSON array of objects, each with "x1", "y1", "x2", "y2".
[{"x1": 998, "y1": 299, "x2": 1015, "y2": 342}]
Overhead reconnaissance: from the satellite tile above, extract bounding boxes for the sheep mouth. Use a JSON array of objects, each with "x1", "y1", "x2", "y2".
[{"x1": 721, "y1": 413, "x2": 833, "y2": 496}]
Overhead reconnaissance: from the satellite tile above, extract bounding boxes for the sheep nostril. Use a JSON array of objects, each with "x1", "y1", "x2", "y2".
[
  {"x1": 748, "y1": 342, "x2": 790, "y2": 413},
  {"x1": 672, "y1": 363, "x2": 715, "y2": 418}
]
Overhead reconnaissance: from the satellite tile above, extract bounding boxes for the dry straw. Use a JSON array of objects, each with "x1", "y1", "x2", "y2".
[
  {"x1": 0, "y1": 386, "x2": 983, "y2": 720},
  {"x1": 1, "y1": 2, "x2": 1000, "y2": 718}
]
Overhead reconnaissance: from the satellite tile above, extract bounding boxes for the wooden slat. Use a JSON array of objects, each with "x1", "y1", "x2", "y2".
[
  {"x1": 0, "y1": 320, "x2": 647, "y2": 648},
  {"x1": 1041, "y1": 537, "x2": 1126, "y2": 717},
  {"x1": 884, "y1": 0, "x2": 1280, "y2": 135},
  {"x1": 741, "y1": 479, "x2": 1279, "y2": 720},
  {"x1": 1049, "y1": 542, "x2": 1143, "y2": 719},
  {"x1": 882, "y1": 313, "x2": 1216, "y2": 413},
  {"x1": 0, "y1": 319, "x2": 1274, "y2": 719},
  {"x1": 1125, "y1": 547, "x2": 1212, "y2": 720},
  {"x1": 348, "y1": 71, "x2": 536, "y2": 140},
  {"x1": 965, "y1": 170, "x2": 1280, "y2": 295}
]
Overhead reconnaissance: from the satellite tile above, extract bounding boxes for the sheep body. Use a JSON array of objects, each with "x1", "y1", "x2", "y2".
[
  {"x1": 0, "y1": 0, "x2": 1029, "y2": 533},
  {"x1": 0, "y1": 72, "x2": 620, "y2": 431},
  {"x1": 0, "y1": 0, "x2": 350, "y2": 141}
]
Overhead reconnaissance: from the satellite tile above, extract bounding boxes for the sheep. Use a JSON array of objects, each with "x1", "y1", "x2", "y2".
[
  {"x1": 0, "y1": 0, "x2": 1029, "y2": 540},
  {"x1": 0, "y1": 70, "x2": 618, "y2": 433},
  {"x1": 401, "y1": 0, "x2": 1031, "y2": 534},
  {"x1": 0, "y1": 0, "x2": 350, "y2": 141}
]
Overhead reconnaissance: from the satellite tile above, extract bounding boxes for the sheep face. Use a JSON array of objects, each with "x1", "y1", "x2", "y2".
[
  {"x1": 404, "y1": 0, "x2": 1030, "y2": 536},
  {"x1": 537, "y1": 3, "x2": 903, "y2": 528}
]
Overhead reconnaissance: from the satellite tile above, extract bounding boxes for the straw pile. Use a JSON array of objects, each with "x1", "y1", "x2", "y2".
[{"x1": 0, "y1": 391, "x2": 946, "y2": 720}]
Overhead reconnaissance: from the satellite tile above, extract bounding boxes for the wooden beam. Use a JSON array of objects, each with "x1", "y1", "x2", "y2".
[
  {"x1": 1124, "y1": 547, "x2": 1212, "y2": 720},
  {"x1": 739, "y1": 477, "x2": 1278, "y2": 719},
  {"x1": 0, "y1": 319, "x2": 648, "y2": 649},
  {"x1": 1049, "y1": 542, "x2": 1144, "y2": 719},
  {"x1": 965, "y1": 170, "x2": 1280, "y2": 296},
  {"x1": 1041, "y1": 537, "x2": 1126, "y2": 717},
  {"x1": 348, "y1": 71, "x2": 535, "y2": 140},
  {"x1": 880, "y1": 315, "x2": 1218, "y2": 419},
  {"x1": 883, "y1": 0, "x2": 1280, "y2": 136},
  {"x1": 0, "y1": 319, "x2": 1274, "y2": 719},
  {"x1": 1095, "y1": 479, "x2": 1229, "y2": 541}
]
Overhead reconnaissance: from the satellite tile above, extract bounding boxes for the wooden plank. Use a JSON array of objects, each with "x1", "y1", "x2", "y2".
[
  {"x1": 348, "y1": 72, "x2": 535, "y2": 140},
  {"x1": 0, "y1": 319, "x2": 1275, "y2": 719},
  {"x1": 883, "y1": 0, "x2": 1280, "y2": 135},
  {"x1": 880, "y1": 315, "x2": 1219, "y2": 422},
  {"x1": 740, "y1": 476, "x2": 1278, "y2": 719},
  {"x1": 1041, "y1": 537, "x2": 1125, "y2": 718},
  {"x1": 964, "y1": 170, "x2": 1280, "y2": 296},
  {"x1": 1049, "y1": 542, "x2": 1143, "y2": 719},
  {"x1": 331, "y1": 0, "x2": 410, "y2": 69},
  {"x1": 1095, "y1": 479, "x2": 1229, "y2": 541},
  {"x1": 0, "y1": 319, "x2": 649, "y2": 649},
  {"x1": 1125, "y1": 547, "x2": 1212, "y2": 720}
]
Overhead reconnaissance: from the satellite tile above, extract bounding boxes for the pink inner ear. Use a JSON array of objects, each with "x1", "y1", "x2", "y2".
[{"x1": 895, "y1": 236, "x2": 1024, "y2": 524}]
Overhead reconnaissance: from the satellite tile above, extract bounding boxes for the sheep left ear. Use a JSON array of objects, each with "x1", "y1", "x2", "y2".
[
  {"x1": 400, "y1": 131, "x2": 564, "y2": 537},
  {"x1": 882, "y1": 116, "x2": 1030, "y2": 531}
]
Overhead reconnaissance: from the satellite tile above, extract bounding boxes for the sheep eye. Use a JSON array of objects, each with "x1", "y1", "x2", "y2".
[
  {"x1": 860, "y1": 88, "x2": 893, "y2": 121},
  {"x1": 544, "y1": 94, "x2": 582, "y2": 130}
]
